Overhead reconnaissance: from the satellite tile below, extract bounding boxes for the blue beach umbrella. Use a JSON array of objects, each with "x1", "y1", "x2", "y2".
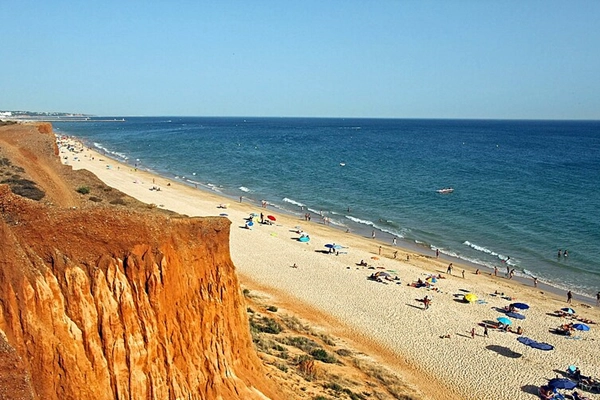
[
  {"x1": 517, "y1": 337, "x2": 554, "y2": 351},
  {"x1": 572, "y1": 323, "x2": 590, "y2": 331},
  {"x1": 548, "y1": 378, "x2": 577, "y2": 390},
  {"x1": 497, "y1": 317, "x2": 512, "y2": 325},
  {"x1": 511, "y1": 302, "x2": 530, "y2": 310},
  {"x1": 506, "y1": 312, "x2": 526, "y2": 320},
  {"x1": 561, "y1": 307, "x2": 576, "y2": 314}
]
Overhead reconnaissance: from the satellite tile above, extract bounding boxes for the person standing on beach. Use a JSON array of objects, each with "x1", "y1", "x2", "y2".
[
  {"x1": 392, "y1": 237, "x2": 397, "y2": 246},
  {"x1": 436, "y1": 249, "x2": 439, "y2": 258},
  {"x1": 371, "y1": 230, "x2": 376, "y2": 239},
  {"x1": 597, "y1": 291, "x2": 600, "y2": 306},
  {"x1": 533, "y1": 277, "x2": 538, "y2": 287},
  {"x1": 446, "y1": 263, "x2": 453, "y2": 275},
  {"x1": 494, "y1": 266, "x2": 498, "y2": 277},
  {"x1": 393, "y1": 251, "x2": 398, "y2": 259},
  {"x1": 483, "y1": 325, "x2": 489, "y2": 338},
  {"x1": 462, "y1": 270, "x2": 465, "y2": 279},
  {"x1": 378, "y1": 246, "x2": 382, "y2": 255},
  {"x1": 567, "y1": 290, "x2": 573, "y2": 304},
  {"x1": 471, "y1": 327, "x2": 475, "y2": 339}
]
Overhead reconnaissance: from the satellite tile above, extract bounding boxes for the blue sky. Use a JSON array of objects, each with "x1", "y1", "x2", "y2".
[{"x1": 2, "y1": 1, "x2": 599, "y2": 119}]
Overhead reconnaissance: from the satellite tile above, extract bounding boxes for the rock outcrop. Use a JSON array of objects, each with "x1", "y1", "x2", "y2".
[{"x1": 0, "y1": 125, "x2": 280, "y2": 400}]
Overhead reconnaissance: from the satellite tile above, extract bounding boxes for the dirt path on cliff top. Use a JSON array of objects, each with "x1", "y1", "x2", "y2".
[{"x1": 0, "y1": 124, "x2": 78, "y2": 207}]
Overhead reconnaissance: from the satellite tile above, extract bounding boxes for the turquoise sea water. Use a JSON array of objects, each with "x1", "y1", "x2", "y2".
[{"x1": 54, "y1": 118, "x2": 600, "y2": 298}]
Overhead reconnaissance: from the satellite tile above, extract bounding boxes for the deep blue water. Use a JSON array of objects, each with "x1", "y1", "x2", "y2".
[{"x1": 54, "y1": 117, "x2": 600, "y2": 298}]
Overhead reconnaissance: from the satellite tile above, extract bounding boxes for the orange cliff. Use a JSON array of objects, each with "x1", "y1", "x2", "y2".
[{"x1": 0, "y1": 124, "x2": 281, "y2": 400}]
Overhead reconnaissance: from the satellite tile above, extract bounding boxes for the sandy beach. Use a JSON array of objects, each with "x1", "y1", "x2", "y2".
[{"x1": 59, "y1": 136, "x2": 600, "y2": 400}]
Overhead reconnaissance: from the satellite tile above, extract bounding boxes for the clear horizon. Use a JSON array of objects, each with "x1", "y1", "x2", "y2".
[{"x1": 2, "y1": 1, "x2": 600, "y2": 120}]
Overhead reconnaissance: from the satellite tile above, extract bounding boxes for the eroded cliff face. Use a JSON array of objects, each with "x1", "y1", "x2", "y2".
[{"x1": 0, "y1": 125, "x2": 279, "y2": 400}]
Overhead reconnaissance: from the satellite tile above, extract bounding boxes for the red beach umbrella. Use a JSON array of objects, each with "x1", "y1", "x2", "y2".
[{"x1": 267, "y1": 215, "x2": 276, "y2": 221}]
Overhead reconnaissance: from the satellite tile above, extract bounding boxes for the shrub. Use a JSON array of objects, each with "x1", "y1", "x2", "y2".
[
  {"x1": 310, "y1": 348, "x2": 336, "y2": 364},
  {"x1": 109, "y1": 197, "x2": 126, "y2": 205},
  {"x1": 250, "y1": 316, "x2": 282, "y2": 334},
  {"x1": 76, "y1": 186, "x2": 90, "y2": 194},
  {"x1": 89, "y1": 196, "x2": 102, "y2": 202},
  {"x1": 2, "y1": 177, "x2": 45, "y2": 201},
  {"x1": 267, "y1": 305, "x2": 278, "y2": 312},
  {"x1": 275, "y1": 362, "x2": 288, "y2": 373},
  {"x1": 335, "y1": 348, "x2": 352, "y2": 357}
]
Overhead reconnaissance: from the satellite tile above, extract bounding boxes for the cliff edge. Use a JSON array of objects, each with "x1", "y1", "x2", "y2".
[{"x1": 0, "y1": 124, "x2": 280, "y2": 400}]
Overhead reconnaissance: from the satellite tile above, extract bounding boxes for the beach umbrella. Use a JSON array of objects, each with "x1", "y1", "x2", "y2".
[
  {"x1": 246, "y1": 221, "x2": 254, "y2": 227},
  {"x1": 548, "y1": 378, "x2": 577, "y2": 390},
  {"x1": 325, "y1": 244, "x2": 343, "y2": 249},
  {"x1": 561, "y1": 307, "x2": 576, "y2": 314},
  {"x1": 267, "y1": 215, "x2": 276, "y2": 221},
  {"x1": 511, "y1": 302, "x2": 530, "y2": 310},
  {"x1": 464, "y1": 293, "x2": 478, "y2": 303},
  {"x1": 506, "y1": 312, "x2": 526, "y2": 320},
  {"x1": 517, "y1": 336, "x2": 554, "y2": 351},
  {"x1": 572, "y1": 323, "x2": 590, "y2": 331},
  {"x1": 497, "y1": 317, "x2": 512, "y2": 325}
]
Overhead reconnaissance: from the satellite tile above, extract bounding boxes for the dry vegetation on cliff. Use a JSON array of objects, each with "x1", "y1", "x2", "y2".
[{"x1": 243, "y1": 289, "x2": 419, "y2": 400}]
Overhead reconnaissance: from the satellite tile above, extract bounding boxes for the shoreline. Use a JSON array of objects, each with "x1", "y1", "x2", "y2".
[
  {"x1": 67, "y1": 133, "x2": 598, "y2": 307},
  {"x1": 57, "y1": 133, "x2": 600, "y2": 400}
]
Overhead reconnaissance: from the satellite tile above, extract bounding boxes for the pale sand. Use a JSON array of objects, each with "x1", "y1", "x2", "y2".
[{"x1": 59, "y1": 138, "x2": 600, "y2": 400}]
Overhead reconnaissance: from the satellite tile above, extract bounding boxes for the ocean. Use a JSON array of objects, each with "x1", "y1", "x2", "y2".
[{"x1": 53, "y1": 117, "x2": 600, "y2": 298}]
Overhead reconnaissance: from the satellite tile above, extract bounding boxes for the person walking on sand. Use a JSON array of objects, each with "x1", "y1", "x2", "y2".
[
  {"x1": 533, "y1": 277, "x2": 538, "y2": 287},
  {"x1": 446, "y1": 263, "x2": 453, "y2": 275},
  {"x1": 483, "y1": 325, "x2": 489, "y2": 338},
  {"x1": 494, "y1": 266, "x2": 498, "y2": 277},
  {"x1": 596, "y1": 291, "x2": 600, "y2": 306},
  {"x1": 378, "y1": 246, "x2": 382, "y2": 256},
  {"x1": 423, "y1": 296, "x2": 430, "y2": 310},
  {"x1": 471, "y1": 327, "x2": 475, "y2": 339},
  {"x1": 393, "y1": 251, "x2": 398, "y2": 259},
  {"x1": 392, "y1": 237, "x2": 397, "y2": 246},
  {"x1": 371, "y1": 230, "x2": 376, "y2": 239},
  {"x1": 462, "y1": 270, "x2": 465, "y2": 279},
  {"x1": 567, "y1": 290, "x2": 573, "y2": 304},
  {"x1": 436, "y1": 249, "x2": 439, "y2": 258}
]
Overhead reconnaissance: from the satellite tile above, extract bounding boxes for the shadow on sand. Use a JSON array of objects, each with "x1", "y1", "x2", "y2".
[
  {"x1": 520, "y1": 384, "x2": 539, "y2": 396},
  {"x1": 486, "y1": 345, "x2": 522, "y2": 359}
]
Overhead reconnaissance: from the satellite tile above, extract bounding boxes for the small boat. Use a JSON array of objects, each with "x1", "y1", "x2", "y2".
[
  {"x1": 437, "y1": 188, "x2": 454, "y2": 194},
  {"x1": 339, "y1": 162, "x2": 346, "y2": 166}
]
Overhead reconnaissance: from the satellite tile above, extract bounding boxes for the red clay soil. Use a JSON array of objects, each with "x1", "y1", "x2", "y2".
[{"x1": 0, "y1": 124, "x2": 281, "y2": 400}]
